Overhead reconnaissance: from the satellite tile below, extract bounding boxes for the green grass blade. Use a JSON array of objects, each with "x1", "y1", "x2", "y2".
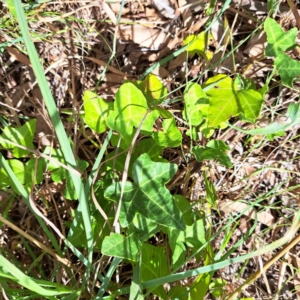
[
  {"x1": 11, "y1": 0, "x2": 94, "y2": 278},
  {"x1": 0, "y1": 254, "x2": 71, "y2": 298}
]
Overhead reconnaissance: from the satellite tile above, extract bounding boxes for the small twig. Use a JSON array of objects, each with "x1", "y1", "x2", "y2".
[{"x1": 287, "y1": 0, "x2": 300, "y2": 30}]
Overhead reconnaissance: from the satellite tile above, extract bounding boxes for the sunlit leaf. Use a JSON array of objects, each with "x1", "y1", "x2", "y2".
[
  {"x1": 141, "y1": 243, "x2": 168, "y2": 299},
  {"x1": 183, "y1": 82, "x2": 208, "y2": 126},
  {"x1": 184, "y1": 32, "x2": 214, "y2": 60},
  {"x1": 139, "y1": 74, "x2": 168, "y2": 106},
  {"x1": 204, "y1": 75, "x2": 263, "y2": 127},
  {"x1": 152, "y1": 118, "x2": 182, "y2": 147},
  {"x1": 0, "y1": 159, "x2": 25, "y2": 188},
  {"x1": 83, "y1": 90, "x2": 113, "y2": 133},
  {"x1": 106, "y1": 83, "x2": 149, "y2": 139},
  {"x1": 1, "y1": 119, "x2": 36, "y2": 158}
]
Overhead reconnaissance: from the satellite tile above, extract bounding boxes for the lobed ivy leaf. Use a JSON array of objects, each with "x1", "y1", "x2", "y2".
[
  {"x1": 275, "y1": 52, "x2": 300, "y2": 87},
  {"x1": 1, "y1": 119, "x2": 36, "y2": 158},
  {"x1": 152, "y1": 118, "x2": 182, "y2": 147},
  {"x1": 264, "y1": 17, "x2": 297, "y2": 57},
  {"x1": 104, "y1": 153, "x2": 185, "y2": 230},
  {"x1": 204, "y1": 75, "x2": 263, "y2": 127},
  {"x1": 132, "y1": 214, "x2": 157, "y2": 234},
  {"x1": 106, "y1": 83, "x2": 150, "y2": 139},
  {"x1": 101, "y1": 233, "x2": 140, "y2": 262},
  {"x1": 83, "y1": 90, "x2": 113, "y2": 133}
]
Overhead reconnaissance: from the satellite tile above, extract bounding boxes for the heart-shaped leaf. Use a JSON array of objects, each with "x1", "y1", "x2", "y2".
[{"x1": 106, "y1": 83, "x2": 150, "y2": 139}]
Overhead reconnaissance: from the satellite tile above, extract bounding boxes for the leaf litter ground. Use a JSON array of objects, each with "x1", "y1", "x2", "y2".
[{"x1": 1, "y1": 0, "x2": 300, "y2": 299}]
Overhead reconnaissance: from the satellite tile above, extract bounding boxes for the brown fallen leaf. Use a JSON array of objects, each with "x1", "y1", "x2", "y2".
[
  {"x1": 6, "y1": 47, "x2": 31, "y2": 66},
  {"x1": 219, "y1": 199, "x2": 275, "y2": 226},
  {"x1": 119, "y1": 24, "x2": 170, "y2": 50}
]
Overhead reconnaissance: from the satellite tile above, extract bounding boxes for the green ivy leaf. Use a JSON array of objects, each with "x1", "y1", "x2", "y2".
[
  {"x1": 101, "y1": 233, "x2": 140, "y2": 262},
  {"x1": 209, "y1": 279, "x2": 227, "y2": 298},
  {"x1": 139, "y1": 74, "x2": 168, "y2": 107},
  {"x1": 105, "y1": 138, "x2": 163, "y2": 175},
  {"x1": 174, "y1": 195, "x2": 193, "y2": 226},
  {"x1": 168, "y1": 216, "x2": 206, "y2": 269},
  {"x1": 64, "y1": 159, "x2": 89, "y2": 200},
  {"x1": 167, "y1": 229, "x2": 186, "y2": 270},
  {"x1": 141, "y1": 243, "x2": 168, "y2": 299},
  {"x1": 264, "y1": 17, "x2": 297, "y2": 57},
  {"x1": 0, "y1": 159, "x2": 25, "y2": 188},
  {"x1": 183, "y1": 82, "x2": 208, "y2": 126},
  {"x1": 204, "y1": 75, "x2": 263, "y2": 127},
  {"x1": 192, "y1": 140, "x2": 232, "y2": 168},
  {"x1": 275, "y1": 52, "x2": 300, "y2": 87},
  {"x1": 106, "y1": 83, "x2": 149, "y2": 139},
  {"x1": 25, "y1": 158, "x2": 46, "y2": 185},
  {"x1": 132, "y1": 214, "x2": 157, "y2": 234},
  {"x1": 104, "y1": 153, "x2": 185, "y2": 230},
  {"x1": 83, "y1": 90, "x2": 113, "y2": 133},
  {"x1": 1, "y1": 119, "x2": 36, "y2": 158},
  {"x1": 139, "y1": 109, "x2": 160, "y2": 135},
  {"x1": 152, "y1": 118, "x2": 182, "y2": 147}
]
